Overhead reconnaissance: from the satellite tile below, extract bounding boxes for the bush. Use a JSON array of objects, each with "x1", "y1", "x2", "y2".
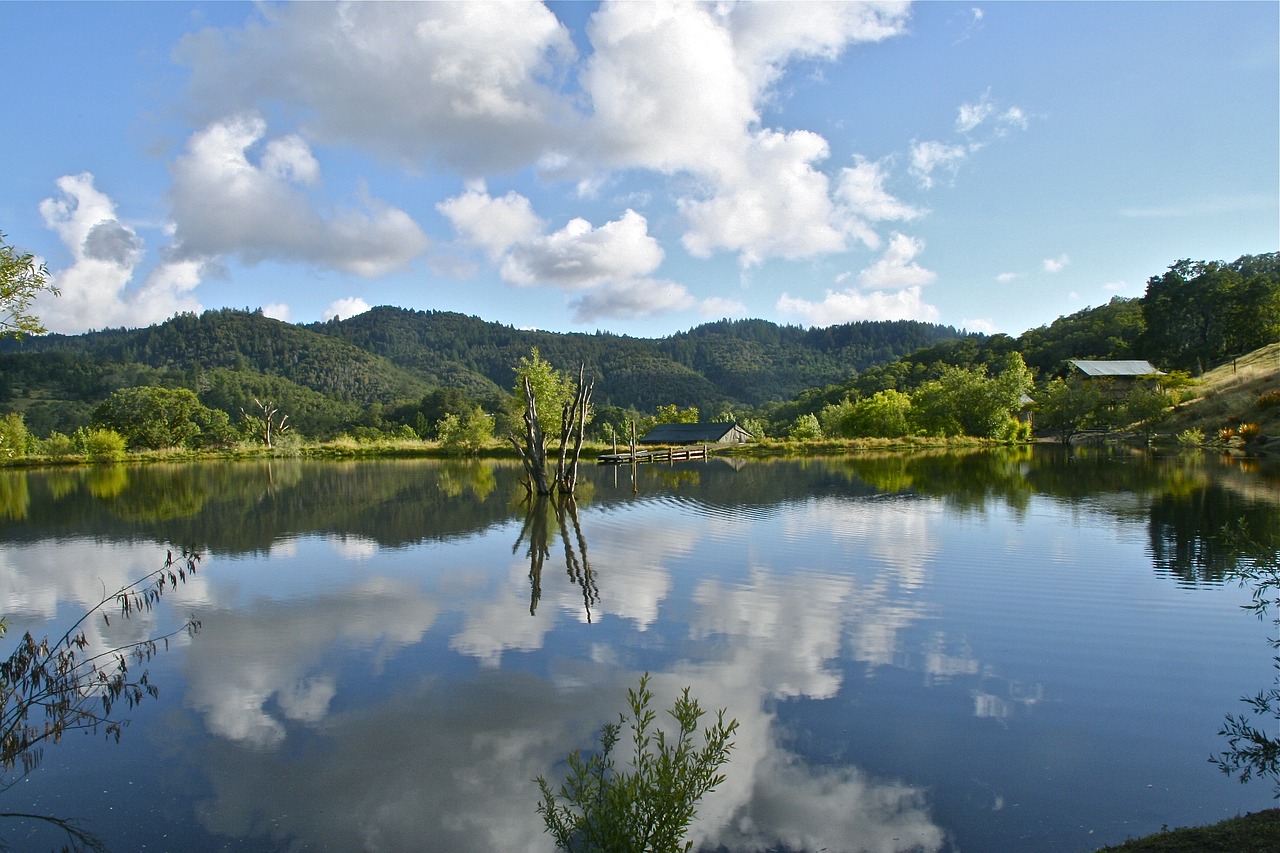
[
  {"x1": 78, "y1": 428, "x2": 127, "y2": 462},
  {"x1": 536, "y1": 674, "x2": 738, "y2": 853},
  {"x1": 1177, "y1": 428, "x2": 1205, "y2": 447},
  {"x1": 38, "y1": 431, "x2": 76, "y2": 458},
  {"x1": 1258, "y1": 389, "x2": 1280, "y2": 410},
  {"x1": 0, "y1": 412, "x2": 31, "y2": 459}
]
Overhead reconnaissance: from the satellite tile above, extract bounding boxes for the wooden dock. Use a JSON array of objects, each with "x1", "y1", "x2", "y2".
[{"x1": 597, "y1": 445, "x2": 709, "y2": 465}]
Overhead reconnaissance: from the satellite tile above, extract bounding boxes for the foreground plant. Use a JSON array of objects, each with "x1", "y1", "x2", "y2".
[
  {"x1": 0, "y1": 548, "x2": 202, "y2": 780},
  {"x1": 1211, "y1": 525, "x2": 1280, "y2": 790},
  {"x1": 536, "y1": 673, "x2": 738, "y2": 853}
]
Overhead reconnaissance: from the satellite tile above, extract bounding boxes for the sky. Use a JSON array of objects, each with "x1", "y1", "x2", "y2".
[{"x1": 1, "y1": 1, "x2": 1276, "y2": 340}]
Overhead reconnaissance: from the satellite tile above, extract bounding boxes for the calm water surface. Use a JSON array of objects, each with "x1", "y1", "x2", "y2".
[{"x1": 0, "y1": 447, "x2": 1277, "y2": 852}]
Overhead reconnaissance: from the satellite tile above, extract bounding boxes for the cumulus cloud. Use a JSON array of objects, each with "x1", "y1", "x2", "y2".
[
  {"x1": 168, "y1": 115, "x2": 429, "y2": 276},
  {"x1": 833, "y1": 156, "x2": 925, "y2": 249},
  {"x1": 776, "y1": 285, "x2": 939, "y2": 327},
  {"x1": 995, "y1": 271, "x2": 1020, "y2": 283},
  {"x1": 323, "y1": 297, "x2": 372, "y2": 322},
  {"x1": 35, "y1": 173, "x2": 203, "y2": 333},
  {"x1": 262, "y1": 303, "x2": 291, "y2": 322},
  {"x1": 440, "y1": 187, "x2": 699, "y2": 322},
  {"x1": 1042, "y1": 254, "x2": 1070, "y2": 273},
  {"x1": 963, "y1": 317, "x2": 998, "y2": 333},
  {"x1": 858, "y1": 232, "x2": 936, "y2": 289},
  {"x1": 776, "y1": 232, "x2": 939, "y2": 326},
  {"x1": 578, "y1": 2, "x2": 911, "y2": 267},
  {"x1": 177, "y1": 2, "x2": 577, "y2": 174},
  {"x1": 569, "y1": 278, "x2": 695, "y2": 323}
]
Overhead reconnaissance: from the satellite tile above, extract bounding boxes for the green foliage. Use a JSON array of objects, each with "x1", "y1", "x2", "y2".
[
  {"x1": 1210, "y1": 525, "x2": 1280, "y2": 790},
  {"x1": 1140, "y1": 254, "x2": 1280, "y2": 372},
  {"x1": 1035, "y1": 376, "x2": 1104, "y2": 442},
  {"x1": 788, "y1": 412, "x2": 823, "y2": 440},
  {"x1": 1017, "y1": 296, "x2": 1145, "y2": 377},
  {"x1": 1177, "y1": 428, "x2": 1206, "y2": 447},
  {"x1": 437, "y1": 405, "x2": 493, "y2": 456},
  {"x1": 653, "y1": 404, "x2": 699, "y2": 425},
  {"x1": 93, "y1": 386, "x2": 231, "y2": 451},
  {"x1": 77, "y1": 428, "x2": 126, "y2": 462},
  {"x1": 821, "y1": 388, "x2": 913, "y2": 438},
  {"x1": 512, "y1": 348, "x2": 576, "y2": 440},
  {"x1": 0, "y1": 412, "x2": 31, "y2": 459},
  {"x1": 0, "y1": 231, "x2": 58, "y2": 339},
  {"x1": 536, "y1": 674, "x2": 738, "y2": 853}
]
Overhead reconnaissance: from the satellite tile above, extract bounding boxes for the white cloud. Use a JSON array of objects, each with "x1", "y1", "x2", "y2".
[
  {"x1": 435, "y1": 184, "x2": 544, "y2": 261},
  {"x1": 678, "y1": 129, "x2": 846, "y2": 265},
  {"x1": 956, "y1": 94, "x2": 995, "y2": 134},
  {"x1": 699, "y1": 296, "x2": 749, "y2": 318},
  {"x1": 579, "y1": 2, "x2": 910, "y2": 267},
  {"x1": 262, "y1": 303, "x2": 291, "y2": 322},
  {"x1": 177, "y1": 2, "x2": 578, "y2": 174},
  {"x1": 503, "y1": 210, "x2": 664, "y2": 290},
  {"x1": 323, "y1": 297, "x2": 371, "y2": 321},
  {"x1": 776, "y1": 285, "x2": 939, "y2": 327},
  {"x1": 168, "y1": 115, "x2": 429, "y2": 276},
  {"x1": 833, "y1": 156, "x2": 924, "y2": 249},
  {"x1": 35, "y1": 172, "x2": 203, "y2": 333},
  {"x1": 908, "y1": 140, "x2": 968, "y2": 189},
  {"x1": 1042, "y1": 254, "x2": 1070, "y2": 273},
  {"x1": 963, "y1": 317, "x2": 998, "y2": 333},
  {"x1": 995, "y1": 271, "x2": 1020, "y2": 283},
  {"x1": 857, "y1": 232, "x2": 936, "y2": 289},
  {"x1": 570, "y1": 278, "x2": 695, "y2": 323}
]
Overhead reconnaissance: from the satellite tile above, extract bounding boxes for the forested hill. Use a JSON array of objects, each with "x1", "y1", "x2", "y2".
[
  {"x1": 308, "y1": 308, "x2": 966, "y2": 410},
  {"x1": 0, "y1": 306, "x2": 968, "y2": 436}
]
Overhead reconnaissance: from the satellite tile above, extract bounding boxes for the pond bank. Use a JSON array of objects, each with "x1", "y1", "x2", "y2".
[{"x1": 1096, "y1": 809, "x2": 1280, "y2": 852}]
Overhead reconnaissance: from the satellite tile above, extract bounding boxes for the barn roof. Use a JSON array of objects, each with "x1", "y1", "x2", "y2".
[
  {"x1": 1069, "y1": 359, "x2": 1165, "y2": 377},
  {"x1": 638, "y1": 422, "x2": 752, "y2": 444}
]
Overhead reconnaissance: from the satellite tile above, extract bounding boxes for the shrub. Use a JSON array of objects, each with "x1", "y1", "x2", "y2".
[
  {"x1": 1258, "y1": 389, "x2": 1280, "y2": 410},
  {"x1": 39, "y1": 431, "x2": 76, "y2": 458},
  {"x1": 1176, "y1": 428, "x2": 1205, "y2": 447},
  {"x1": 79, "y1": 428, "x2": 127, "y2": 462},
  {"x1": 1238, "y1": 422, "x2": 1263, "y2": 441},
  {"x1": 536, "y1": 674, "x2": 738, "y2": 853},
  {"x1": 0, "y1": 412, "x2": 31, "y2": 459}
]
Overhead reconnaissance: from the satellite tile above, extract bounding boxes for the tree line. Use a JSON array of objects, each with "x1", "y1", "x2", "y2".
[{"x1": 0, "y1": 233, "x2": 1276, "y2": 454}]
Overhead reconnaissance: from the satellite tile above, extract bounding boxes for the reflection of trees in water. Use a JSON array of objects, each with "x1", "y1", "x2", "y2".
[
  {"x1": 516, "y1": 497, "x2": 598, "y2": 621},
  {"x1": 1149, "y1": 486, "x2": 1280, "y2": 586}
]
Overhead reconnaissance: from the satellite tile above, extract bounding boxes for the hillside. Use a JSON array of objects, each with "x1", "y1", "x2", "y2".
[
  {"x1": 0, "y1": 307, "x2": 969, "y2": 437},
  {"x1": 1163, "y1": 342, "x2": 1280, "y2": 442}
]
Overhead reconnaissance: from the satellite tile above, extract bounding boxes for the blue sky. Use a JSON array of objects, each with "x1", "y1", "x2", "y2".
[{"x1": 2, "y1": 1, "x2": 1275, "y2": 339}]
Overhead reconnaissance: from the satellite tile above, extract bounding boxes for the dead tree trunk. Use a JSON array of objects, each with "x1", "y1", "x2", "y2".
[
  {"x1": 510, "y1": 366, "x2": 594, "y2": 497},
  {"x1": 509, "y1": 376, "x2": 552, "y2": 495},
  {"x1": 555, "y1": 365, "x2": 594, "y2": 495}
]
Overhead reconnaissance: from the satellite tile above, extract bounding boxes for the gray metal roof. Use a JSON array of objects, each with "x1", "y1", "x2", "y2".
[
  {"x1": 638, "y1": 422, "x2": 753, "y2": 444},
  {"x1": 1068, "y1": 359, "x2": 1164, "y2": 377}
]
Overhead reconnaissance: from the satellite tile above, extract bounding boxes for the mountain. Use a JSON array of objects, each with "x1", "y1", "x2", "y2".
[{"x1": 0, "y1": 306, "x2": 968, "y2": 436}]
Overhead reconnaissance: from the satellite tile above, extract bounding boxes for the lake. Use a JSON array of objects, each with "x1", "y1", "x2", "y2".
[{"x1": 0, "y1": 447, "x2": 1277, "y2": 852}]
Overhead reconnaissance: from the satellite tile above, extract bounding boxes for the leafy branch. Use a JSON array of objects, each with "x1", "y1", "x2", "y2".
[
  {"x1": 1210, "y1": 523, "x2": 1280, "y2": 791},
  {"x1": 0, "y1": 548, "x2": 202, "y2": 785},
  {"x1": 536, "y1": 673, "x2": 738, "y2": 853}
]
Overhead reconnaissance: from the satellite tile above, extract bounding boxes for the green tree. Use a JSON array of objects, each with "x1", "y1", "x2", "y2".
[
  {"x1": 0, "y1": 413, "x2": 31, "y2": 459},
  {"x1": 1034, "y1": 377, "x2": 1104, "y2": 442},
  {"x1": 511, "y1": 348, "x2": 576, "y2": 441},
  {"x1": 437, "y1": 405, "x2": 493, "y2": 456},
  {"x1": 77, "y1": 428, "x2": 127, "y2": 462},
  {"x1": 1140, "y1": 255, "x2": 1280, "y2": 372},
  {"x1": 93, "y1": 386, "x2": 222, "y2": 450},
  {"x1": 788, "y1": 412, "x2": 823, "y2": 440},
  {"x1": 536, "y1": 674, "x2": 738, "y2": 853},
  {"x1": 0, "y1": 231, "x2": 59, "y2": 338}
]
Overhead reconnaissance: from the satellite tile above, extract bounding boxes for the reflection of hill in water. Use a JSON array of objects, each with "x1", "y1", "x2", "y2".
[{"x1": 0, "y1": 450, "x2": 1275, "y2": 577}]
